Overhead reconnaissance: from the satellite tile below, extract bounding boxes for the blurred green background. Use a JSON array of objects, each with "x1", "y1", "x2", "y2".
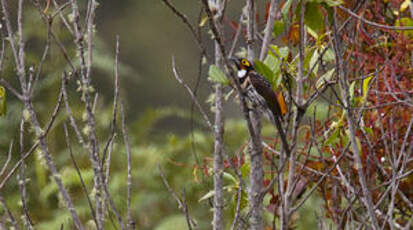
[{"x1": 0, "y1": 0, "x2": 322, "y2": 229}]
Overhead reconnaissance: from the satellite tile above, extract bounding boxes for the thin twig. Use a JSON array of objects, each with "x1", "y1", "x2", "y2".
[
  {"x1": 0, "y1": 142, "x2": 38, "y2": 191},
  {"x1": 121, "y1": 103, "x2": 134, "y2": 230},
  {"x1": 259, "y1": 0, "x2": 278, "y2": 61},
  {"x1": 0, "y1": 141, "x2": 13, "y2": 179},
  {"x1": 158, "y1": 163, "x2": 196, "y2": 229},
  {"x1": 63, "y1": 123, "x2": 98, "y2": 227},
  {"x1": 337, "y1": 5, "x2": 413, "y2": 31},
  {"x1": 171, "y1": 56, "x2": 213, "y2": 130},
  {"x1": 161, "y1": 0, "x2": 207, "y2": 57}
]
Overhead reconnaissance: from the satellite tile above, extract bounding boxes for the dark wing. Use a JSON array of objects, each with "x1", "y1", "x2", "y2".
[{"x1": 249, "y1": 71, "x2": 285, "y2": 121}]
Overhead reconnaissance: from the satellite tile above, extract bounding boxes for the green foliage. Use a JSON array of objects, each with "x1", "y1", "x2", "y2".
[
  {"x1": 208, "y1": 65, "x2": 229, "y2": 85},
  {"x1": 154, "y1": 215, "x2": 188, "y2": 230},
  {"x1": 255, "y1": 60, "x2": 275, "y2": 84},
  {"x1": 304, "y1": 2, "x2": 324, "y2": 33},
  {"x1": 0, "y1": 86, "x2": 6, "y2": 117},
  {"x1": 272, "y1": 20, "x2": 285, "y2": 38},
  {"x1": 395, "y1": 17, "x2": 413, "y2": 37}
]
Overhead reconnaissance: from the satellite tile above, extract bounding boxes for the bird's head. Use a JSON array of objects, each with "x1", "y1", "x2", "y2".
[{"x1": 231, "y1": 58, "x2": 254, "y2": 79}]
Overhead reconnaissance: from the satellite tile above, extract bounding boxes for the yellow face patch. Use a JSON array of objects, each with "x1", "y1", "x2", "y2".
[{"x1": 241, "y1": 58, "x2": 251, "y2": 68}]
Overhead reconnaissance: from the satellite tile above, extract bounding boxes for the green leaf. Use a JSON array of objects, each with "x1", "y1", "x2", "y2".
[
  {"x1": 305, "y1": 2, "x2": 324, "y2": 33},
  {"x1": 363, "y1": 127, "x2": 373, "y2": 136},
  {"x1": 323, "y1": 0, "x2": 343, "y2": 7},
  {"x1": 395, "y1": 17, "x2": 413, "y2": 37},
  {"x1": 272, "y1": 20, "x2": 284, "y2": 38},
  {"x1": 349, "y1": 81, "x2": 356, "y2": 99},
  {"x1": 223, "y1": 172, "x2": 238, "y2": 184},
  {"x1": 270, "y1": 45, "x2": 289, "y2": 59},
  {"x1": 316, "y1": 68, "x2": 335, "y2": 89},
  {"x1": 0, "y1": 86, "x2": 6, "y2": 117},
  {"x1": 324, "y1": 128, "x2": 339, "y2": 146},
  {"x1": 264, "y1": 54, "x2": 280, "y2": 73},
  {"x1": 155, "y1": 215, "x2": 188, "y2": 230},
  {"x1": 264, "y1": 54, "x2": 281, "y2": 86},
  {"x1": 309, "y1": 49, "x2": 320, "y2": 75},
  {"x1": 254, "y1": 60, "x2": 275, "y2": 86},
  {"x1": 199, "y1": 190, "x2": 215, "y2": 202},
  {"x1": 240, "y1": 161, "x2": 250, "y2": 179},
  {"x1": 281, "y1": 0, "x2": 294, "y2": 21},
  {"x1": 232, "y1": 189, "x2": 248, "y2": 217},
  {"x1": 307, "y1": 26, "x2": 318, "y2": 39},
  {"x1": 362, "y1": 75, "x2": 373, "y2": 102},
  {"x1": 323, "y1": 48, "x2": 335, "y2": 63},
  {"x1": 208, "y1": 65, "x2": 229, "y2": 85}
]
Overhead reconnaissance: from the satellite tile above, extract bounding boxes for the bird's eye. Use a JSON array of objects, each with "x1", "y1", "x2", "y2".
[{"x1": 241, "y1": 59, "x2": 250, "y2": 66}]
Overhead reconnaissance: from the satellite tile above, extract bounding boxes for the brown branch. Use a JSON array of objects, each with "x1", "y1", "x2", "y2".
[
  {"x1": 171, "y1": 56, "x2": 213, "y2": 130},
  {"x1": 161, "y1": 0, "x2": 207, "y2": 57},
  {"x1": 63, "y1": 123, "x2": 98, "y2": 227},
  {"x1": 0, "y1": 141, "x2": 13, "y2": 180},
  {"x1": 259, "y1": 0, "x2": 279, "y2": 61},
  {"x1": 337, "y1": 5, "x2": 413, "y2": 31},
  {"x1": 158, "y1": 164, "x2": 197, "y2": 229},
  {"x1": 121, "y1": 103, "x2": 135, "y2": 230},
  {"x1": 331, "y1": 9, "x2": 379, "y2": 228},
  {"x1": 212, "y1": 1, "x2": 225, "y2": 229},
  {"x1": 0, "y1": 142, "x2": 38, "y2": 191}
]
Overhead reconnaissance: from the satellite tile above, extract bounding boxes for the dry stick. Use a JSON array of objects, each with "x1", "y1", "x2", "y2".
[
  {"x1": 0, "y1": 0, "x2": 25, "y2": 89},
  {"x1": 30, "y1": 0, "x2": 75, "y2": 72},
  {"x1": 17, "y1": 0, "x2": 25, "y2": 90},
  {"x1": 245, "y1": 0, "x2": 265, "y2": 229},
  {"x1": 69, "y1": 0, "x2": 104, "y2": 227},
  {"x1": 171, "y1": 57, "x2": 213, "y2": 130},
  {"x1": 30, "y1": 2, "x2": 51, "y2": 98},
  {"x1": 0, "y1": 141, "x2": 13, "y2": 179},
  {"x1": 230, "y1": 154, "x2": 243, "y2": 230},
  {"x1": 18, "y1": 118, "x2": 34, "y2": 229},
  {"x1": 25, "y1": 95, "x2": 83, "y2": 230},
  {"x1": 25, "y1": 98, "x2": 85, "y2": 230},
  {"x1": 182, "y1": 189, "x2": 193, "y2": 230},
  {"x1": 61, "y1": 75, "x2": 90, "y2": 153},
  {"x1": 0, "y1": 196, "x2": 20, "y2": 230},
  {"x1": 337, "y1": 5, "x2": 413, "y2": 31},
  {"x1": 0, "y1": 79, "x2": 24, "y2": 100},
  {"x1": 102, "y1": 36, "x2": 121, "y2": 170},
  {"x1": 227, "y1": 14, "x2": 244, "y2": 58},
  {"x1": 259, "y1": 0, "x2": 278, "y2": 61},
  {"x1": 120, "y1": 103, "x2": 134, "y2": 230},
  {"x1": 283, "y1": 1, "x2": 305, "y2": 228},
  {"x1": 158, "y1": 164, "x2": 196, "y2": 229},
  {"x1": 63, "y1": 123, "x2": 98, "y2": 227},
  {"x1": 0, "y1": 142, "x2": 38, "y2": 191},
  {"x1": 161, "y1": 0, "x2": 207, "y2": 57},
  {"x1": 331, "y1": 10, "x2": 379, "y2": 229},
  {"x1": 212, "y1": 1, "x2": 225, "y2": 229},
  {"x1": 51, "y1": 0, "x2": 74, "y2": 34}
]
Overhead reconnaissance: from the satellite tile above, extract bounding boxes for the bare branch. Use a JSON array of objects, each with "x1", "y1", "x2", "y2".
[
  {"x1": 259, "y1": 0, "x2": 279, "y2": 61},
  {"x1": 171, "y1": 56, "x2": 213, "y2": 130},
  {"x1": 337, "y1": 5, "x2": 413, "y2": 31}
]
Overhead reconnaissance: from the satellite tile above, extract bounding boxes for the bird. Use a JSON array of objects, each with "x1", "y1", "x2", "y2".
[
  {"x1": 231, "y1": 57, "x2": 290, "y2": 156},
  {"x1": 231, "y1": 57, "x2": 287, "y2": 124}
]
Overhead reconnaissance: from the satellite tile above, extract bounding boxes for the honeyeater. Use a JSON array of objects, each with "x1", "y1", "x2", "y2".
[{"x1": 231, "y1": 57, "x2": 287, "y2": 125}]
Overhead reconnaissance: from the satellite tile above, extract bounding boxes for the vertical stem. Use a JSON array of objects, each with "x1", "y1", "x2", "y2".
[
  {"x1": 259, "y1": 0, "x2": 278, "y2": 61},
  {"x1": 246, "y1": 0, "x2": 263, "y2": 229},
  {"x1": 331, "y1": 9, "x2": 379, "y2": 229},
  {"x1": 213, "y1": 1, "x2": 225, "y2": 229},
  {"x1": 283, "y1": 1, "x2": 305, "y2": 229}
]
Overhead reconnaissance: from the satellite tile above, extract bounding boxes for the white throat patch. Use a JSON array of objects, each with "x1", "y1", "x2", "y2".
[{"x1": 237, "y1": 69, "x2": 247, "y2": 78}]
